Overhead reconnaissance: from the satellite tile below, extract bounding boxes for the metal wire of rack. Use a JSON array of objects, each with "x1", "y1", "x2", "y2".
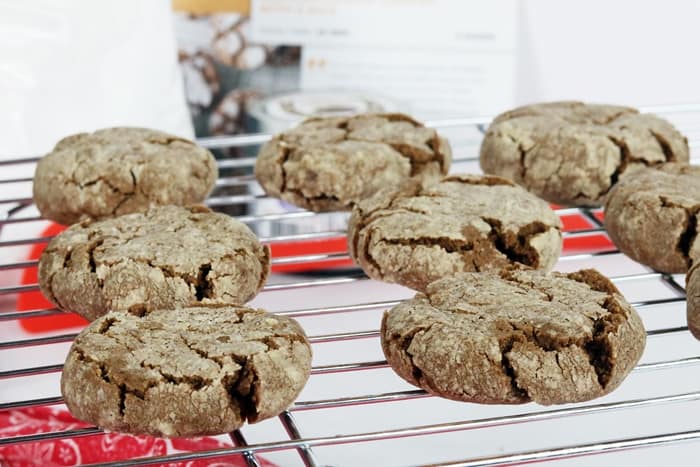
[{"x1": 1, "y1": 104, "x2": 700, "y2": 466}]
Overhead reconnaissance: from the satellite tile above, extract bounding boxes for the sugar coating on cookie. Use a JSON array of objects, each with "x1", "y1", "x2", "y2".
[
  {"x1": 604, "y1": 163, "x2": 700, "y2": 273},
  {"x1": 39, "y1": 205, "x2": 270, "y2": 321},
  {"x1": 61, "y1": 306, "x2": 312, "y2": 437},
  {"x1": 381, "y1": 268, "x2": 646, "y2": 405},
  {"x1": 480, "y1": 101, "x2": 689, "y2": 207},
  {"x1": 33, "y1": 127, "x2": 218, "y2": 225},
  {"x1": 254, "y1": 113, "x2": 452, "y2": 212},
  {"x1": 348, "y1": 174, "x2": 562, "y2": 292}
]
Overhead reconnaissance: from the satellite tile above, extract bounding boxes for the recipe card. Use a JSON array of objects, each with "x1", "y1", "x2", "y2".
[{"x1": 251, "y1": 0, "x2": 516, "y2": 119}]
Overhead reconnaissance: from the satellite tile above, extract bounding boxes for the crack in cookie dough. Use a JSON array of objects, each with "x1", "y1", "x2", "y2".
[
  {"x1": 480, "y1": 101, "x2": 689, "y2": 207},
  {"x1": 255, "y1": 113, "x2": 452, "y2": 212},
  {"x1": 395, "y1": 320, "x2": 440, "y2": 384},
  {"x1": 605, "y1": 163, "x2": 700, "y2": 273},
  {"x1": 490, "y1": 269, "x2": 623, "y2": 395},
  {"x1": 504, "y1": 133, "x2": 533, "y2": 181},
  {"x1": 499, "y1": 337, "x2": 529, "y2": 399},
  {"x1": 38, "y1": 205, "x2": 270, "y2": 321},
  {"x1": 381, "y1": 268, "x2": 646, "y2": 405},
  {"x1": 604, "y1": 136, "x2": 630, "y2": 195},
  {"x1": 661, "y1": 197, "x2": 700, "y2": 268},
  {"x1": 686, "y1": 264, "x2": 700, "y2": 341},
  {"x1": 650, "y1": 130, "x2": 676, "y2": 162},
  {"x1": 348, "y1": 174, "x2": 562, "y2": 292},
  {"x1": 33, "y1": 127, "x2": 218, "y2": 225},
  {"x1": 483, "y1": 218, "x2": 550, "y2": 267},
  {"x1": 61, "y1": 306, "x2": 312, "y2": 437}
]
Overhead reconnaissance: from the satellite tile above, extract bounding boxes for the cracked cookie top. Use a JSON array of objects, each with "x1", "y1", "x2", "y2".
[
  {"x1": 381, "y1": 268, "x2": 646, "y2": 405},
  {"x1": 39, "y1": 205, "x2": 270, "y2": 321},
  {"x1": 685, "y1": 262, "x2": 700, "y2": 341},
  {"x1": 61, "y1": 305, "x2": 312, "y2": 437},
  {"x1": 348, "y1": 174, "x2": 562, "y2": 292},
  {"x1": 254, "y1": 113, "x2": 451, "y2": 212},
  {"x1": 604, "y1": 163, "x2": 700, "y2": 273},
  {"x1": 33, "y1": 127, "x2": 218, "y2": 225},
  {"x1": 480, "y1": 101, "x2": 689, "y2": 207}
]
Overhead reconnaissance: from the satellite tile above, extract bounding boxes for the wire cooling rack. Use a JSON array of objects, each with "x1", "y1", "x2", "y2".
[{"x1": 1, "y1": 104, "x2": 700, "y2": 466}]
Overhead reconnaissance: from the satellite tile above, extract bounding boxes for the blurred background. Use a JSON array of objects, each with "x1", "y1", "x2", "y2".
[
  {"x1": 175, "y1": 0, "x2": 700, "y2": 139},
  {"x1": 2, "y1": 0, "x2": 699, "y2": 155}
]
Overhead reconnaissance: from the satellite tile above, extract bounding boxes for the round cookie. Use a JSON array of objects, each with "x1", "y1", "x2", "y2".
[
  {"x1": 604, "y1": 163, "x2": 700, "y2": 273},
  {"x1": 61, "y1": 306, "x2": 312, "y2": 437},
  {"x1": 38, "y1": 205, "x2": 269, "y2": 321},
  {"x1": 480, "y1": 101, "x2": 689, "y2": 207},
  {"x1": 33, "y1": 127, "x2": 218, "y2": 225},
  {"x1": 348, "y1": 174, "x2": 562, "y2": 292},
  {"x1": 254, "y1": 113, "x2": 452, "y2": 212},
  {"x1": 685, "y1": 265, "x2": 700, "y2": 340},
  {"x1": 381, "y1": 268, "x2": 646, "y2": 405}
]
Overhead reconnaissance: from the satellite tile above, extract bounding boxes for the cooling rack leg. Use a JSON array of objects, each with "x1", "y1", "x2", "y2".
[
  {"x1": 229, "y1": 429, "x2": 262, "y2": 467},
  {"x1": 279, "y1": 410, "x2": 320, "y2": 467},
  {"x1": 661, "y1": 273, "x2": 687, "y2": 296},
  {"x1": 580, "y1": 208, "x2": 603, "y2": 228}
]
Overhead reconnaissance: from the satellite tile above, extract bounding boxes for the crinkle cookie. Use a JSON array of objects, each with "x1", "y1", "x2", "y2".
[
  {"x1": 480, "y1": 101, "x2": 688, "y2": 207},
  {"x1": 604, "y1": 163, "x2": 700, "y2": 273},
  {"x1": 33, "y1": 127, "x2": 218, "y2": 225},
  {"x1": 254, "y1": 113, "x2": 451, "y2": 211},
  {"x1": 685, "y1": 264, "x2": 700, "y2": 341},
  {"x1": 61, "y1": 306, "x2": 312, "y2": 437},
  {"x1": 381, "y1": 268, "x2": 646, "y2": 405},
  {"x1": 348, "y1": 174, "x2": 562, "y2": 292},
  {"x1": 39, "y1": 205, "x2": 269, "y2": 321}
]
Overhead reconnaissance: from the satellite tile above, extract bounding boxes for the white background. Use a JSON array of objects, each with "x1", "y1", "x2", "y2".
[{"x1": 517, "y1": 0, "x2": 700, "y2": 108}]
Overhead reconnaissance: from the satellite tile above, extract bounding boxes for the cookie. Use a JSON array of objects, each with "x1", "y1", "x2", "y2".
[
  {"x1": 604, "y1": 163, "x2": 700, "y2": 273},
  {"x1": 381, "y1": 268, "x2": 645, "y2": 405},
  {"x1": 348, "y1": 174, "x2": 562, "y2": 292},
  {"x1": 38, "y1": 205, "x2": 269, "y2": 321},
  {"x1": 480, "y1": 101, "x2": 689, "y2": 207},
  {"x1": 686, "y1": 265, "x2": 700, "y2": 340},
  {"x1": 33, "y1": 127, "x2": 218, "y2": 225},
  {"x1": 254, "y1": 113, "x2": 452, "y2": 212},
  {"x1": 61, "y1": 306, "x2": 312, "y2": 437}
]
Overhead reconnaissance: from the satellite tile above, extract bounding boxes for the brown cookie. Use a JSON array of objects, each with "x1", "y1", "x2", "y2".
[
  {"x1": 33, "y1": 127, "x2": 218, "y2": 225},
  {"x1": 686, "y1": 265, "x2": 700, "y2": 340},
  {"x1": 381, "y1": 268, "x2": 646, "y2": 405},
  {"x1": 38, "y1": 205, "x2": 269, "y2": 321},
  {"x1": 61, "y1": 306, "x2": 312, "y2": 437},
  {"x1": 348, "y1": 174, "x2": 562, "y2": 292},
  {"x1": 254, "y1": 113, "x2": 452, "y2": 212},
  {"x1": 604, "y1": 163, "x2": 700, "y2": 273},
  {"x1": 480, "y1": 101, "x2": 689, "y2": 207}
]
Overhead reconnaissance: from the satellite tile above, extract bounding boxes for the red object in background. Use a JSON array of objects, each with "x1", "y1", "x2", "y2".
[
  {"x1": 16, "y1": 222, "x2": 355, "y2": 333},
  {"x1": 563, "y1": 233, "x2": 615, "y2": 253},
  {"x1": 559, "y1": 213, "x2": 591, "y2": 231},
  {"x1": 559, "y1": 211, "x2": 615, "y2": 254},
  {"x1": 5, "y1": 211, "x2": 612, "y2": 465},
  {"x1": 268, "y1": 211, "x2": 612, "y2": 274},
  {"x1": 17, "y1": 211, "x2": 611, "y2": 333},
  {"x1": 0, "y1": 406, "x2": 275, "y2": 467},
  {"x1": 16, "y1": 223, "x2": 88, "y2": 333},
  {"x1": 10, "y1": 226, "x2": 277, "y2": 466},
  {"x1": 269, "y1": 236, "x2": 353, "y2": 273}
]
